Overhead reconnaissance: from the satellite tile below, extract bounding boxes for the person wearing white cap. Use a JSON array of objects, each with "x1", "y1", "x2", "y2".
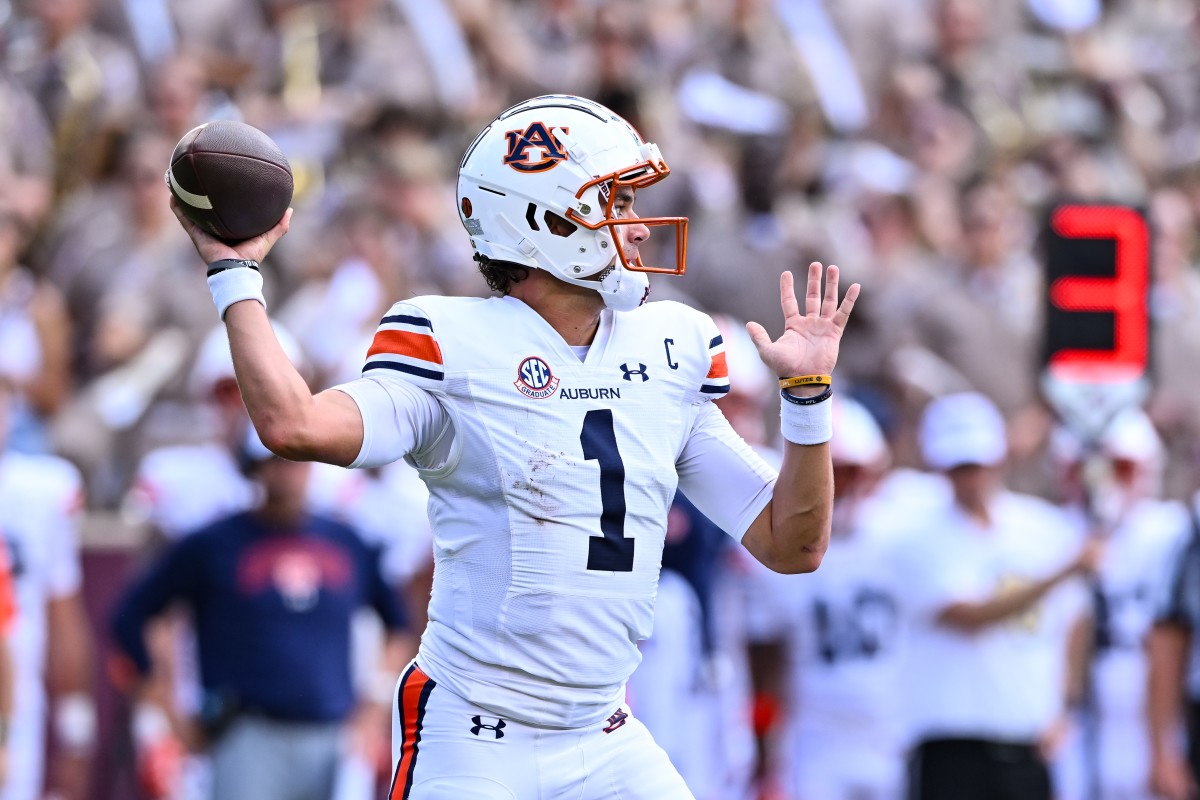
[
  {"x1": 122, "y1": 321, "x2": 305, "y2": 542},
  {"x1": 120, "y1": 323, "x2": 428, "y2": 800},
  {"x1": 112, "y1": 424, "x2": 409, "y2": 800},
  {"x1": 746, "y1": 396, "x2": 911, "y2": 800},
  {"x1": 1050, "y1": 410, "x2": 1188, "y2": 800},
  {"x1": 898, "y1": 392, "x2": 1100, "y2": 800}
]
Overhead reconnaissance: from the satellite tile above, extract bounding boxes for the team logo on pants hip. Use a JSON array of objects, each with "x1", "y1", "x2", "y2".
[{"x1": 602, "y1": 708, "x2": 628, "y2": 733}]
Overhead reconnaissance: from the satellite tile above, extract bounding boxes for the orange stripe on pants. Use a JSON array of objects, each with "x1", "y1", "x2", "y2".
[{"x1": 390, "y1": 665, "x2": 434, "y2": 800}]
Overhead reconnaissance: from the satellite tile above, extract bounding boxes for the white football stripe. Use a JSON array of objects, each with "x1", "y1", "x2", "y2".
[{"x1": 168, "y1": 169, "x2": 213, "y2": 210}]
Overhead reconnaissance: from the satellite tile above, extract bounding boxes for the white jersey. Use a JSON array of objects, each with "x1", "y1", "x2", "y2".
[
  {"x1": 897, "y1": 490, "x2": 1087, "y2": 744},
  {"x1": 0, "y1": 452, "x2": 84, "y2": 800},
  {"x1": 125, "y1": 443, "x2": 255, "y2": 539},
  {"x1": 340, "y1": 295, "x2": 776, "y2": 728},
  {"x1": 1090, "y1": 499, "x2": 1189, "y2": 719},
  {"x1": 745, "y1": 491, "x2": 910, "y2": 800},
  {"x1": 759, "y1": 508, "x2": 906, "y2": 735},
  {"x1": 127, "y1": 444, "x2": 429, "y2": 582},
  {"x1": 1056, "y1": 498, "x2": 1189, "y2": 800}
]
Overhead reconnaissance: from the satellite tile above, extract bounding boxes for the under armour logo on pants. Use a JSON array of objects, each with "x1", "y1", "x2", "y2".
[{"x1": 470, "y1": 716, "x2": 506, "y2": 739}]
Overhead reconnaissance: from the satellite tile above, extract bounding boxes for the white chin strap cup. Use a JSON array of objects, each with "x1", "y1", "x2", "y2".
[{"x1": 601, "y1": 268, "x2": 649, "y2": 312}]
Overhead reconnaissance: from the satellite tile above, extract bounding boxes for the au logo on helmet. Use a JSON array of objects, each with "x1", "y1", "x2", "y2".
[{"x1": 504, "y1": 122, "x2": 569, "y2": 173}]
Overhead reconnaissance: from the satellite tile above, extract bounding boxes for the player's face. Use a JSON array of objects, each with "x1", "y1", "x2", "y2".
[
  {"x1": 610, "y1": 187, "x2": 650, "y2": 266},
  {"x1": 946, "y1": 463, "x2": 1001, "y2": 507},
  {"x1": 256, "y1": 457, "x2": 312, "y2": 508}
]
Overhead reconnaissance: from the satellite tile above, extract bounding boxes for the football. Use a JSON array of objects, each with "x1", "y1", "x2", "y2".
[{"x1": 166, "y1": 120, "x2": 293, "y2": 242}]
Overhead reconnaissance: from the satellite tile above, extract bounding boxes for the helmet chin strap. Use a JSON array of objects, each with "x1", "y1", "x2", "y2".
[
  {"x1": 497, "y1": 206, "x2": 645, "y2": 310},
  {"x1": 600, "y1": 267, "x2": 649, "y2": 312}
]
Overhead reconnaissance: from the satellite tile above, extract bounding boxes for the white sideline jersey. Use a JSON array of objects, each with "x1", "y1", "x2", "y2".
[
  {"x1": 0, "y1": 452, "x2": 84, "y2": 800},
  {"x1": 339, "y1": 295, "x2": 777, "y2": 728},
  {"x1": 127, "y1": 443, "x2": 430, "y2": 583},
  {"x1": 1056, "y1": 498, "x2": 1189, "y2": 800},
  {"x1": 746, "y1": 492, "x2": 910, "y2": 800},
  {"x1": 1090, "y1": 499, "x2": 1189, "y2": 718},
  {"x1": 754, "y1": 512, "x2": 906, "y2": 732}
]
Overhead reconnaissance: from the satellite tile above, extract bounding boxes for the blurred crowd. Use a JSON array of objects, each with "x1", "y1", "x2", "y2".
[{"x1": 4, "y1": 0, "x2": 1200, "y2": 798}]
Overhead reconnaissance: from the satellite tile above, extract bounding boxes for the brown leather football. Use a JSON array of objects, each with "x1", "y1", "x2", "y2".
[{"x1": 166, "y1": 121, "x2": 293, "y2": 243}]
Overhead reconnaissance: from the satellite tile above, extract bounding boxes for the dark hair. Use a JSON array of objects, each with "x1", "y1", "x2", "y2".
[{"x1": 475, "y1": 253, "x2": 530, "y2": 295}]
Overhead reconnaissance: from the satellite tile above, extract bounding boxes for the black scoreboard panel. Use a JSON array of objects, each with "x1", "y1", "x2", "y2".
[{"x1": 1041, "y1": 204, "x2": 1151, "y2": 383}]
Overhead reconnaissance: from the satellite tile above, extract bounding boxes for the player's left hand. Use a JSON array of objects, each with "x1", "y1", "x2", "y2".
[
  {"x1": 747, "y1": 263, "x2": 859, "y2": 388},
  {"x1": 170, "y1": 196, "x2": 291, "y2": 266}
]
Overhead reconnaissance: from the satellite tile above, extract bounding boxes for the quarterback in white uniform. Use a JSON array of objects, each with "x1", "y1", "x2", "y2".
[{"x1": 171, "y1": 94, "x2": 859, "y2": 800}]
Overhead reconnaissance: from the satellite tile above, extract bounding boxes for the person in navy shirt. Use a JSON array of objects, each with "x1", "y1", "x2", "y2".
[{"x1": 112, "y1": 427, "x2": 408, "y2": 800}]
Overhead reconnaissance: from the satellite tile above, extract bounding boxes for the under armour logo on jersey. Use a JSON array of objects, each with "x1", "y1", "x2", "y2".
[
  {"x1": 470, "y1": 716, "x2": 507, "y2": 739},
  {"x1": 602, "y1": 708, "x2": 628, "y2": 734},
  {"x1": 619, "y1": 363, "x2": 649, "y2": 382},
  {"x1": 503, "y1": 123, "x2": 569, "y2": 173}
]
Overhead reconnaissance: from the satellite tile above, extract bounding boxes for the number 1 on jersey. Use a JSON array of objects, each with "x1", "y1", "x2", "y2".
[{"x1": 580, "y1": 409, "x2": 635, "y2": 572}]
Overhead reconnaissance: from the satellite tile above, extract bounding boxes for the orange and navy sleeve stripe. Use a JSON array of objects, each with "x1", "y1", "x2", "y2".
[
  {"x1": 388, "y1": 663, "x2": 436, "y2": 800},
  {"x1": 364, "y1": 313, "x2": 444, "y2": 382},
  {"x1": 700, "y1": 334, "x2": 730, "y2": 396}
]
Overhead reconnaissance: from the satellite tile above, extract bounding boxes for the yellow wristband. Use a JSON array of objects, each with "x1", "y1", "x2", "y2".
[{"x1": 778, "y1": 375, "x2": 832, "y2": 390}]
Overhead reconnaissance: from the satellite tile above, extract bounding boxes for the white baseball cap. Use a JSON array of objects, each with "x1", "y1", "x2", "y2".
[
  {"x1": 188, "y1": 321, "x2": 305, "y2": 399},
  {"x1": 1099, "y1": 407, "x2": 1163, "y2": 464},
  {"x1": 831, "y1": 396, "x2": 888, "y2": 467},
  {"x1": 919, "y1": 392, "x2": 1007, "y2": 471},
  {"x1": 1049, "y1": 407, "x2": 1163, "y2": 466}
]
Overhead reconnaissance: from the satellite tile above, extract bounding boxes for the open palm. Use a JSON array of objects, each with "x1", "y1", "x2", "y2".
[{"x1": 747, "y1": 262, "x2": 859, "y2": 382}]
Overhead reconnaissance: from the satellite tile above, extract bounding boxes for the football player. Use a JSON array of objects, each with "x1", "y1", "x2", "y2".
[
  {"x1": 747, "y1": 397, "x2": 909, "y2": 800},
  {"x1": 1049, "y1": 410, "x2": 1189, "y2": 800},
  {"x1": 0, "y1": 373, "x2": 94, "y2": 800},
  {"x1": 170, "y1": 94, "x2": 858, "y2": 800}
]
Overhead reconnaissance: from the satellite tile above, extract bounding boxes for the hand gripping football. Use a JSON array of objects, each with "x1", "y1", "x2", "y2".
[{"x1": 166, "y1": 120, "x2": 293, "y2": 242}]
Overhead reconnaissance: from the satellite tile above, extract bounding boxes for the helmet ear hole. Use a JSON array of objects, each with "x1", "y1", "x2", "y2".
[{"x1": 543, "y1": 211, "x2": 577, "y2": 238}]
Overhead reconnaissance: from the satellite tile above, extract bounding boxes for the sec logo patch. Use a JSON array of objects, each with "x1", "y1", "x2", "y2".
[{"x1": 514, "y1": 356, "x2": 560, "y2": 399}]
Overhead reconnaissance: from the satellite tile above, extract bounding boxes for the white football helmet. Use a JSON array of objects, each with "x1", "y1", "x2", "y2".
[{"x1": 457, "y1": 95, "x2": 688, "y2": 311}]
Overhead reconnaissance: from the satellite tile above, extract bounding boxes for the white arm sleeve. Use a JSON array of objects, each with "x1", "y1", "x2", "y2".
[
  {"x1": 676, "y1": 403, "x2": 777, "y2": 540},
  {"x1": 333, "y1": 376, "x2": 453, "y2": 470}
]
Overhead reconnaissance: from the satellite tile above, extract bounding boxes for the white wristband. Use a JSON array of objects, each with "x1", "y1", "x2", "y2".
[
  {"x1": 132, "y1": 701, "x2": 171, "y2": 746},
  {"x1": 54, "y1": 692, "x2": 98, "y2": 752},
  {"x1": 780, "y1": 394, "x2": 834, "y2": 445},
  {"x1": 207, "y1": 263, "x2": 266, "y2": 319}
]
